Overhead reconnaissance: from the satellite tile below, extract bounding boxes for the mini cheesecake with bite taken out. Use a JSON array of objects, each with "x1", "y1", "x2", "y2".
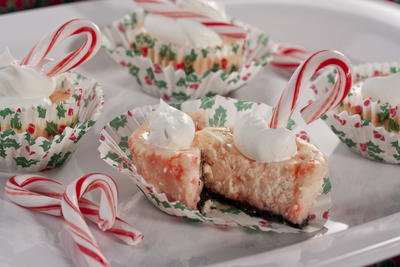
[{"x1": 128, "y1": 100, "x2": 327, "y2": 227}]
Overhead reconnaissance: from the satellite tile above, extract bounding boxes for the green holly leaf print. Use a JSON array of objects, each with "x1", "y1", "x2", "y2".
[
  {"x1": 0, "y1": 108, "x2": 13, "y2": 119},
  {"x1": 14, "y1": 157, "x2": 40, "y2": 168},
  {"x1": 209, "y1": 106, "x2": 227, "y2": 127},
  {"x1": 367, "y1": 151, "x2": 383, "y2": 162},
  {"x1": 327, "y1": 73, "x2": 336, "y2": 84},
  {"x1": 286, "y1": 119, "x2": 296, "y2": 131},
  {"x1": 362, "y1": 120, "x2": 371, "y2": 126},
  {"x1": 56, "y1": 104, "x2": 67, "y2": 119},
  {"x1": 330, "y1": 125, "x2": 345, "y2": 137},
  {"x1": 232, "y1": 43, "x2": 240, "y2": 53},
  {"x1": 220, "y1": 207, "x2": 241, "y2": 215},
  {"x1": 201, "y1": 49, "x2": 208, "y2": 58},
  {"x1": 55, "y1": 132, "x2": 66, "y2": 144},
  {"x1": 146, "y1": 67, "x2": 155, "y2": 80},
  {"x1": 87, "y1": 120, "x2": 96, "y2": 128},
  {"x1": 322, "y1": 177, "x2": 332, "y2": 194},
  {"x1": 110, "y1": 115, "x2": 127, "y2": 130},
  {"x1": 119, "y1": 136, "x2": 129, "y2": 151},
  {"x1": 200, "y1": 97, "x2": 215, "y2": 110},
  {"x1": 161, "y1": 201, "x2": 171, "y2": 208},
  {"x1": 390, "y1": 66, "x2": 398, "y2": 73},
  {"x1": 388, "y1": 118, "x2": 399, "y2": 132},
  {"x1": 123, "y1": 13, "x2": 137, "y2": 27},
  {"x1": 173, "y1": 202, "x2": 187, "y2": 211},
  {"x1": 0, "y1": 138, "x2": 20, "y2": 158},
  {"x1": 391, "y1": 141, "x2": 400, "y2": 154},
  {"x1": 24, "y1": 133, "x2": 35, "y2": 146},
  {"x1": 339, "y1": 137, "x2": 356, "y2": 148},
  {"x1": 182, "y1": 217, "x2": 202, "y2": 223},
  {"x1": 202, "y1": 69, "x2": 212, "y2": 78},
  {"x1": 127, "y1": 63, "x2": 142, "y2": 86},
  {"x1": 37, "y1": 106, "x2": 46, "y2": 118},
  {"x1": 257, "y1": 33, "x2": 269, "y2": 46},
  {"x1": 150, "y1": 194, "x2": 162, "y2": 206},
  {"x1": 220, "y1": 72, "x2": 229, "y2": 81},
  {"x1": 320, "y1": 115, "x2": 328, "y2": 121},
  {"x1": 1, "y1": 129, "x2": 15, "y2": 138},
  {"x1": 40, "y1": 140, "x2": 52, "y2": 152},
  {"x1": 205, "y1": 92, "x2": 217, "y2": 98},
  {"x1": 10, "y1": 114, "x2": 22, "y2": 130},
  {"x1": 211, "y1": 63, "x2": 220, "y2": 72},
  {"x1": 379, "y1": 103, "x2": 390, "y2": 125},
  {"x1": 234, "y1": 100, "x2": 254, "y2": 111},
  {"x1": 45, "y1": 121, "x2": 59, "y2": 137},
  {"x1": 366, "y1": 141, "x2": 384, "y2": 154},
  {"x1": 103, "y1": 152, "x2": 122, "y2": 163},
  {"x1": 171, "y1": 92, "x2": 190, "y2": 101},
  {"x1": 186, "y1": 73, "x2": 198, "y2": 83},
  {"x1": 176, "y1": 78, "x2": 187, "y2": 87},
  {"x1": 154, "y1": 80, "x2": 167, "y2": 89},
  {"x1": 169, "y1": 103, "x2": 182, "y2": 110},
  {"x1": 185, "y1": 49, "x2": 198, "y2": 65},
  {"x1": 46, "y1": 151, "x2": 72, "y2": 168}
]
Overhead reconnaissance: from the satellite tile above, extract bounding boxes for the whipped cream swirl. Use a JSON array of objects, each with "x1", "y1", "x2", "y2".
[
  {"x1": 143, "y1": 0, "x2": 227, "y2": 47},
  {"x1": 147, "y1": 100, "x2": 195, "y2": 149},
  {"x1": 0, "y1": 48, "x2": 56, "y2": 108},
  {"x1": 361, "y1": 72, "x2": 400, "y2": 106},
  {"x1": 234, "y1": 112, "x2": 297, "y2": 163}
]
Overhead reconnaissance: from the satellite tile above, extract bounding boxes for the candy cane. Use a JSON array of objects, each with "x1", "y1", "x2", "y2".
[
  {"x1": 269, "y1": 50, "x2": 352, "y2": 129},
  {"x1": 21, "y1": 18, "x2": 101, "y2": 77},
  {"x1": 270, "y1": 43, "x2": 310, "y2": 74},
  {"x1": 133, "y1": 0, "x2": 247, "y2": 39},
  {"x1": 5, "y1": 174, "x2": 143, "y2": 267}
]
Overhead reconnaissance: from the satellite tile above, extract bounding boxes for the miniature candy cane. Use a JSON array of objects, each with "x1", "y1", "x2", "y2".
[
  {"x1": 5, "y1": 174, "x2": 143, "y2": 267},
  {"x1": 269, "y1": 50, "x2": 352, "y2": 129},
  {"x1": 270, "y1": 43, "x2": 310, "y2": 74},
  {"x1": 133, "y1": 0, "x2": 247, "y2": 39},
  {"x1": 21, "y1": 18, "x2": 101, "y2": 77}
]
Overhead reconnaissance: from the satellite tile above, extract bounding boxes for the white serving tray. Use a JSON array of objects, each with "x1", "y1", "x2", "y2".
[{"x1": 0, "y1": 0, "x2": 400, "y2": 266}]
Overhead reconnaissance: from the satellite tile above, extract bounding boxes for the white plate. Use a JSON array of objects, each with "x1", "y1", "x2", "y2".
[{"x1": 1, "y1": 0, "x2": 400, "y2": 266}]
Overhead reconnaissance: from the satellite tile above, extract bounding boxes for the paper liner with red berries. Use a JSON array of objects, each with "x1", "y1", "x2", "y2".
[
  {"x1": 102, "y1": 9, "x2": 273, "y2": 102},
  {"x1": 312, "y1": 62, "x2": 400, "y2": 164},
  {"x1": 98, "y1": 96, "x2": 331, "y2": 233},
  {"x1": 0, "y1": 72, "x2": 103, "y2": 172}
]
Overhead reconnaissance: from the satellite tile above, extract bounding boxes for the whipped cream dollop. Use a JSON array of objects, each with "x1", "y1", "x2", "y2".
[
  {"x1": 143, "y1": 0, "x2": 227, "y2": 47},
  {"x1": 0, "y1": 48, "x2": 56, "y2": 108},
  {"x1": 147, "y1": 99, "x2": 195, "y2": 149},
  {"x1": 361, "y1": 73, "x2": 400, "y2": 106},
  {"x1": 234, "y1": 112, "x2": 297, "y2": 163}
]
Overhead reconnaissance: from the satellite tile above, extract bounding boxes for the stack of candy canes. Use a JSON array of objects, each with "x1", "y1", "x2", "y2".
[{"x1": 5, "y1": 173, "x2": 143, "y2": 267}]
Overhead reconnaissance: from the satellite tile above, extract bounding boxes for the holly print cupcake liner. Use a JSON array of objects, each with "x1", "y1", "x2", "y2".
[
  {"x1": 312, "y1": 62, "x2": 400, "y2": 164},
  {"x1": 98, "y1": 96, "x2": 331, "y2": 233},
  {"x1": 0, "y1": 72, "x2": 103, "y2": 172},
  {"x1": 102, "y1": 10, "x2": 273, "y2": 102}
]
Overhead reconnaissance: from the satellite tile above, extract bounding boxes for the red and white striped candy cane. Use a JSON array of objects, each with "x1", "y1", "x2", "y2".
[
  {"x1": 133, "y1": 0, "x2": 247, "y2": 39},
  {"x1": 269, "y1": 50, "x2": 352, "y2": 129},
  {"x1": 5, "y1": 174, "x2": 143, "y2": 267},
  {"x1": 21, "y1": 18, "x2": 101, "y2": 77},
  {"x1": 270, "y1": 43, "x2": 310, "y2": 74}
]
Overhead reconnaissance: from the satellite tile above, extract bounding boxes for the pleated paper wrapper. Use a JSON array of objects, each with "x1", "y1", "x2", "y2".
[
  {"x1": 0, "y1": 72, "x2": 103, "y2": 172},
  {"x1": 313, "y1": 62, "x2": 400, "y2": 164},
  {"x1": 102, "y1": 9, "x2": 274, "y2": 102},
  {"x1": 98, "y1": 96, "x2": 331, "y2": 233}
]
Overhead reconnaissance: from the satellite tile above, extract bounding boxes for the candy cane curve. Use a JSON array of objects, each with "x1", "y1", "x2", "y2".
[
  {"x1": 270, "y1": 43, "x2": 310, "y2": 72},
  {"x1": 4, "y1": 174, "x2": 143, "y2": 267},
  {"x1": 133, "y1": 0, "x2": 247, "y2": 39},
  {"x1": 21, "y1": 18, "x2": 101, "y2": 77},
  {"x1": 269, "y1": 50, "x2": 352, "y2": 129}
]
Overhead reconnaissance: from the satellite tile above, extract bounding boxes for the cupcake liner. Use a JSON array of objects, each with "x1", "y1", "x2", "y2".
[
  {"x1": 98, "y1": 96, "x2": 331, "y2": 233},
  {"x1": 312, "y1": 62, "x2": 400, "y2": 164},
  {"x1": 0, "y1": 72, "x2": 104, "y2": 172},
  {"x1": 102, "y1": 10, "x2": 273, "y2": 102}
]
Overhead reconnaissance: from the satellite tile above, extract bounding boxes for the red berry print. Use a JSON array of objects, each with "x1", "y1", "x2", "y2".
[
  {"x1": 16, "y1": 108, "x2": 21, "y2": 113},
  {"x1": 333, "y1": 114, "x2": 346, "y2": 125},
  {"x1": 189, "y1": 83, "x2": 199, "y2": 90},
  {"x1": 99, "y1": 135, "x2": 105, "y2": 141},
  {"x1": 68, "y1": 108, "x2": 74, "y2": 116},
  {"x1": 309, "y1": 214, "x2": 316, "y2": 220},
  {"x1": 390, "y1": 107, "x2": 397, "y2": 117},
  {"x1": 26, "y1": 123, "x2": 35, "y2": 135},
  {"x1": 373, "y1": 130, "x2": 385, "y2": 141},
  {"x1": 141, "y1": 47, "x2": 148, "y2": 57},
  {"x1": 154, "y1": 64, "x2": 162, "y2": 74},
  {"x1": 221, "y1": 58, "x2": 228, "y2": 69},
  {"x1": 354, "y1": 122, "x2": 362, "y2": 128},
  {"x1": 117, "y1": 23, "x2": 126, "y2": 34},
  {"x1": 353, "y1": 105, "x2": 362, "y2": 115},
  {"x1": 363, "y1": 99, "x2": 370, "y2": 106},
  {"x1": 162, "y1": 94, "x2": 170, "y2": 102},
  {"x1": 323, "y1": 210, "x2": 330, "y2": 219},
  {"x1": 58, "y1": 125, "x2": 67, "y2": 135},
  {"x1": 373, "y1": 70, "x2": 382, "y2": 77},
  {"x1": 359, "y1": 143, "x2": 367, "y2": 152},
  {"x1": 176, "y1": 62, "x2": 185, "y2": 70},
  {"x1": 120, "y1": 61, "x2": 127, "y2": 67},
  {"x1": 296, "y1": 130, "x2": 310, "y2": 143},
  {"x1": 127, "y1": 110, "x2": 133, "y2": 117},
  {"x1": 144, "y1": 75, "x2": 153, "y2": 86}
]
